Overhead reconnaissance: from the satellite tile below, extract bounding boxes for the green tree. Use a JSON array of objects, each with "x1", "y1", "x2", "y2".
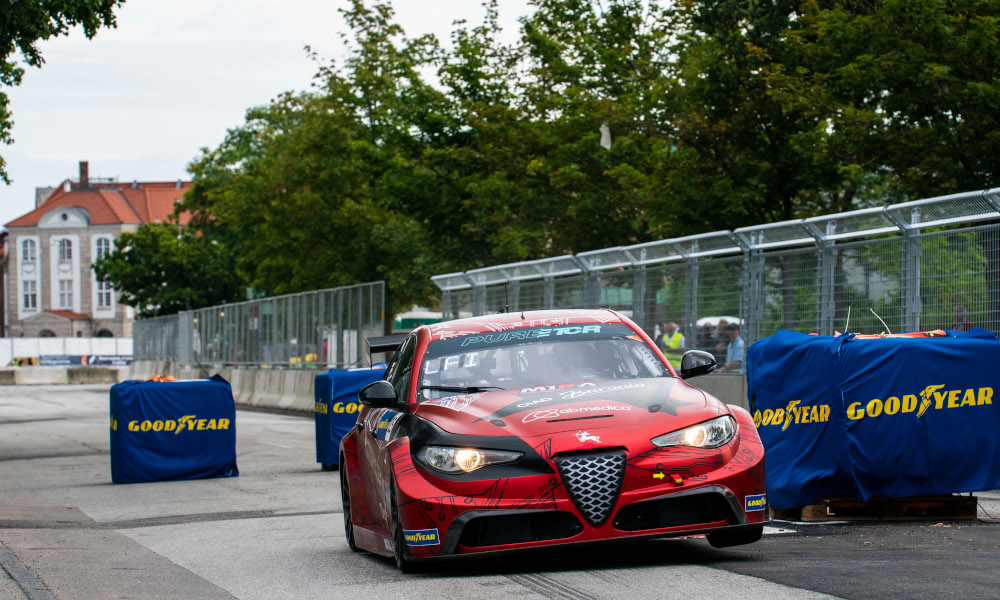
[
  {"x1": 656, "y1": 0, "x2": 849, "y2": 231},
  {"x1": 1, "y1": 0, "x2": 123, "y2": 183},
  {"x1": 182, "y1": 1, "x2": 442, "y2": 319},
  {"x1": 92, "y1": 222, "x2": 245, "y2": 317},
  {"x1": 768, "y1": 0, "x2": 1000, "y2": 198}
]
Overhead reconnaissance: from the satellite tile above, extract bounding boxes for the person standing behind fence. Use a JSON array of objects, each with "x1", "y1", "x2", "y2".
[
  {"x1": 717, "y1": 323, "x2": 745, "y2": 373},
  {"x1": 950, "y1": 305, "x2": 974, "y2": 332},
  {"x1": 661, "y1": 321, "x2": 685, "y2": 370},
  {"x1": 713, "y1": 319, "x2": 729, "y2": 363},
  {"x1": 698, "y1": 324, "x2": 715, "y2": 353}
]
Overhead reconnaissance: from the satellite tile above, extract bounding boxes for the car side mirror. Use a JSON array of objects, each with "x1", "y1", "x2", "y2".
[
  {"x1": 680, "y1": 350, "x2": 717, "y2": 379},
  {"x1": 359, "y1": 380, "x2": 403, "y2": 408}
]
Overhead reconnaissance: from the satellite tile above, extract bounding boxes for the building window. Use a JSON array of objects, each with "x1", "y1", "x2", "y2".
[
  {"x1": 96, "y1": 238, "x2": 111, "y2": 259},
  {"x1": 22, "y1": 281, "x2": 37, "y2": 310},
  {"x1": 58, "y1": 239, "x2": 72, "y2": 261},
  {"x1": 39, "y1": 329, "x2": 56, "y2": 338},
  {"x1": 58, "y1": 279, "x2": 73, "y2": 309},
  {"x1": 97, "y1": 280, "x2": 113, "y2": 308},
  {"x1": 21, "y1": 239, "x2": 36, "y2": 261}
]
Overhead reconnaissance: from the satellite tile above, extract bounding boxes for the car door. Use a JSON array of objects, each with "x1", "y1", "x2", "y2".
[{"x1": 359, "y1": 333, "x2": 416, "y2": 536}]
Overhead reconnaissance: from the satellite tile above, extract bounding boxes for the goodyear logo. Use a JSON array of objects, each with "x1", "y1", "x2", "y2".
[
  {"x1": 126, "y1": 415, "x2": 231, "y2": 433},
  {"x1": 745, "y1": 494, "x2": 767, "y2": 512},
  {"x1": 753, "y1": 400, "x2": 830, "y2": 430},
  {"x1": 315, "y1": 402, "x2": 361, "y2": 414},
  {"x1": 847, "y1": 384, "x2": 992, "y2": 421},
  {"x1": 403, "y1": 528, "x2": 440, "y2": 546}
]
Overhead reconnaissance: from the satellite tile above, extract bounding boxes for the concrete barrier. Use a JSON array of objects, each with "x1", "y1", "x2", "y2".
[
  {"x1": 67, "y1": 367, "x2": 129, "y2": 384},
  {"x1": 0, "y1": 367, "x2": 129, "y2": 386},
  {"x1": 690, "y1": 373, "x2": 748, "y2": 409}
]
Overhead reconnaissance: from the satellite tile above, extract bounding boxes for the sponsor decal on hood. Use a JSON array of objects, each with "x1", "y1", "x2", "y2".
[{"x1": 523, "y1": 404, "x2": 633, "y2": 423}]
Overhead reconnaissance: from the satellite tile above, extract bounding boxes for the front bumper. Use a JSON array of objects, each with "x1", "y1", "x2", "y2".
[
  {"x1": 435, "y1": 484, "x2": 765, "y2": 557},
  {"x1": 395, "y1": 459, "x2": 767, "y2": 559}
]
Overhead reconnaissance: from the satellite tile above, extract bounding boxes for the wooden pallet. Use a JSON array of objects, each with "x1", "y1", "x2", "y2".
[{"x1": 770, "y1": 495, "x2": 978, "y2": 522}]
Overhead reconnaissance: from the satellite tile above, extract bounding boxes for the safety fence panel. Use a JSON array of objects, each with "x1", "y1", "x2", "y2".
[
  {"x1": 432, "y1": 188, "x2": 1000, "y2": 372},
  {"x1": 917, "y1": 224, "x2": 1000, "y2": 333},
  {"x1": 133, "y1": 281, "x2": 385, "y2": 369}
]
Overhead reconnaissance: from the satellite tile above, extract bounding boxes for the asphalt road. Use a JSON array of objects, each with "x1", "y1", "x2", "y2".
[{"x1": 1, "y1": 384, "x2": 998, "y2": 600}]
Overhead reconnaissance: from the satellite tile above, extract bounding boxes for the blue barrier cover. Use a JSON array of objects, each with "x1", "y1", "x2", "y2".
[
  {"x1": 839, "y1": 328, "x2": 1000, "y2": 501},
  {"x1": 109, "y1": 374, "x2": 239, "y2": 484},
  {"x1": 315, "y1": 367, "x2": 386, "y2": 466},
  {"x1": 747, "y1": 330, "x2": 854, "y2": 509},
  {"x1": 748, "y1": 328, "x2": 1000, "y2": 508}
]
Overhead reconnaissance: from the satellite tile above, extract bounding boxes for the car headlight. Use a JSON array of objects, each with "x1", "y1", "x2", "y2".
[
  {"x1": 651, "y1": 416, "x2": 736, "y2": 449},
  {"x1": 415, "y1": 446, "x2": 523, "y2": 474}
]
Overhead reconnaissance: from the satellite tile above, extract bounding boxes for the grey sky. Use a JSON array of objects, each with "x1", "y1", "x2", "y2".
[{"x1": 0, "y1": 0, "x2": 531, "y2": 227}]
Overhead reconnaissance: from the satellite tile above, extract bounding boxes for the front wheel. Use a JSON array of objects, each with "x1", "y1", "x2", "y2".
[
  {"x1": 390, "y1": 479, "x2": 425, "y2": 574},
  {"x1": 706, "y1": 525, "x2": 763, "y2": 548},
  {"x1": 340, "y1": 459, "x2": 361, "y2": 552}
]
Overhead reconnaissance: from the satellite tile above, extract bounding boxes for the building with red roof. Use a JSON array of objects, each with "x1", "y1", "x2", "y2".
[{"x1": 2, "y1": 161, "x2": 191, "y2": 338}]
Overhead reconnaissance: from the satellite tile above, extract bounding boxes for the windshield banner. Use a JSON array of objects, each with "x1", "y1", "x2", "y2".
[{"x1": 748, "y1": 328, "x2": 1000, "y2": 508}]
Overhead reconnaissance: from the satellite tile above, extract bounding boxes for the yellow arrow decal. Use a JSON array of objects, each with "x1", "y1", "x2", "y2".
[{"x1": 653, "y1": 472, "x2": 665, "y2": 480}]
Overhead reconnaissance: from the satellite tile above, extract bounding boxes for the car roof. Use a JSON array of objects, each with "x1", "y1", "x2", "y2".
[{"x1": 420, "y1": 309, "x2": 627, "y2": 341}]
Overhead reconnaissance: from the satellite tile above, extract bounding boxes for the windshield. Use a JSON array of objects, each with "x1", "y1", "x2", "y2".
[{"x1": 418, "y1": 323, "x2": 669, "y2": 401}]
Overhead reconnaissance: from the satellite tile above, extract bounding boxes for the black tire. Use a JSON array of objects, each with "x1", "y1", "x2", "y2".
[
  {"x1": 706, "y1": 525, "x2": 764, "y2": 548},
  {"x1": 390, "y1": 479, "x2": 425, "y2": 574},
  {"x1": 340, "y1": 459, "x2": 361, "y2": 552}
]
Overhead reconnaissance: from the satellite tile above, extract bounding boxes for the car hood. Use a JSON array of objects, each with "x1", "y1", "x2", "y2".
[{"x1": 412, "y1": 377, "x2": 719, "y2": 439}]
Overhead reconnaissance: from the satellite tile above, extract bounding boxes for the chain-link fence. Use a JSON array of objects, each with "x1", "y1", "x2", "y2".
[
  {"x1": 432, "y1": 188, "x2": 1000, "y2": 371},
  {"x1": 133, "y1": 281, "x2": 385, "y2": 368}
]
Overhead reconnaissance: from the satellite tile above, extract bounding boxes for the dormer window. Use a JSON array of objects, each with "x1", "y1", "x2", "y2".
[
  {"x1": 21, "y1": 239, "x2": 36, "y2": 261},
  {"x1": 58, "y1": 239, "x2": 72, "y2": 261}
]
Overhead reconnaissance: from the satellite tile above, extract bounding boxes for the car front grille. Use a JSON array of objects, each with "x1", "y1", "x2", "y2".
[{"x1": 554, "y1": 450, "x2": 627, "y2": 526}]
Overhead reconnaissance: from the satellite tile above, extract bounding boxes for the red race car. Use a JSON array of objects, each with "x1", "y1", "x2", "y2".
[{"x1": 339, "y1": 309, "x2": 767, "y2": 572}]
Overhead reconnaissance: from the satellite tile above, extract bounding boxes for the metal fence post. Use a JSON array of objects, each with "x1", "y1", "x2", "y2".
[
  {"x1": 178, "y1": 311, "x2": 192, "y2": 365},
  {"x1": 543, "y1": 276, "x2": 555, "y2": 309},
  {"x1": 509, "y1": 279, "x2": 520, "y2": 312},
  {"x1": 632, "y1": 265, "x2": 646, "y2": 329},
  {"x1": 677, "y1": 241, "x2": 699, "y2": 343},
  {"x1": 804, "y1": 221, "x2": 837, "y2": 335},
  {"x1": 740, "y1": 233, "x2": 765, "y2": 345},
  {"x1": 441, "y1": 290, "x2": 452, "y2": 320},
  {"x1": 885, "y1": 207, "x2": 922, "y2": 332},
  {"x1": 356, "y1": 286, "x2": 364, "y2": 365}
]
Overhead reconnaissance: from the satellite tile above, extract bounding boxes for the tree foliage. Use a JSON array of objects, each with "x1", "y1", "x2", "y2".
[
  {"x1": 92, "y1": 223, "x2": 244, "y2": 317},
  {"x1": 99, "y1": 0, "x2": 1000, "y2": 319},
  {"x1": 1, "y1": 0, "x2": 123, "y2": 183}
]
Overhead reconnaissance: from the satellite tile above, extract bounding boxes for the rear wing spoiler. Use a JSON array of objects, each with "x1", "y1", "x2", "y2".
[{"x1": 366, "y1": 334, "x2": 407, "y2": 361}]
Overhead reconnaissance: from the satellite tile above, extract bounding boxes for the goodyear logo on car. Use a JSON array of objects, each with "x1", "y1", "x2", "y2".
[
  {"x1": 373, "y1": 411, "x2": 401, "y2": 441},
  {"x1": 125, "y1": 415, "x2": 231, "y2": 433},
  {"x1": 846, "y1": 384, "x2": 993, "y2": 421},
  {"x1": 745, "y1": 494, "x2": 767, "y2": 512},
  {"x1": 753, "y1": 400, "x2": 831, "y2": 430},
  {"x1": 403, "y1": 528, "x2": 440, "y2": 546}
]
